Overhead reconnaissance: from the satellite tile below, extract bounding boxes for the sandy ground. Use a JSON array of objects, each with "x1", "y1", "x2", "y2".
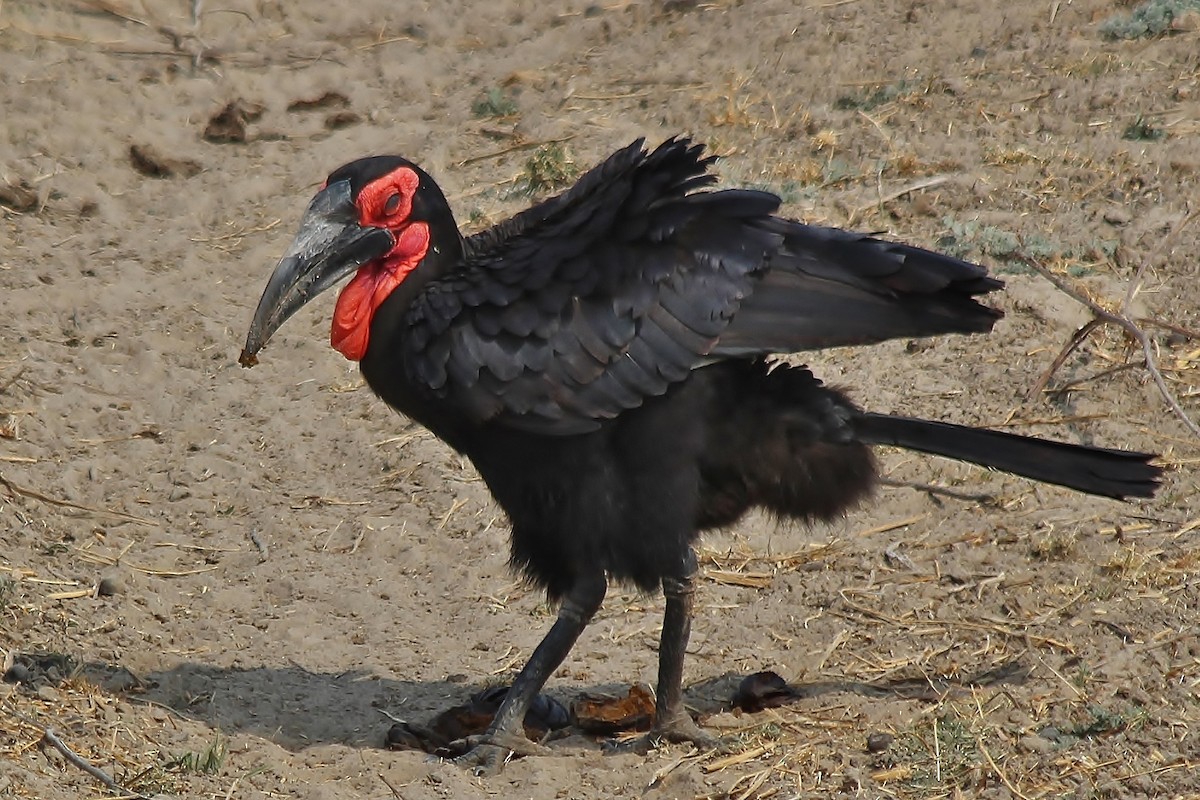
[{"x1": 2, "y1": 1, "x2": 1199, "y2": 798}]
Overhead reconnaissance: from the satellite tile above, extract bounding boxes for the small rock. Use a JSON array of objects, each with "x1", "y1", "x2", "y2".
[
  {"x1": 1170, "y1": 9, "x2": 1200, "y2": 32},
  {"x1": 1038, "y1": 725, "x2": 1064, "y2": 742},
  {"x1": 910, "y1": 193, "x2": 937, "y2": 218},
  {"x1": 866, "y1": 732, "x2": 894, "y2": 752},
  {"x1": 98, "y1": 575, "x2": 122, "y2": 596},
  {"x1": 1019, "y1": 734, "x2": 1054, "y2": 753},
  {"x1": 732, "y1": 671, "x2": 798, "y2": 713},
  {"x1": 129, "y1": 144, "x2": 202, "y2": 178},
  {"x1": 1103, "y1": 207, "x2": 1132, "y2": 226},
  {"x1": 1165, "y1": 332, "x2": 1189, "y2": 347},
  {"x1": 103, "y1": 670, "x2": 139, "y2": 693},
  {"x1": 3, "y1": 663, "x2": 31, "y2": 684},
  {"x1": 324, "y1": 111, "x2": 362, "y2": 130},
  {"x1": 0, "y1": 179, "x2": 39, "y2": 211},
  {"x1": 942, "y1": 78, "x2": 968, "y2": 96},
  {"x1": 37, "y1": 685, "x2": 62, "y2": 703}
]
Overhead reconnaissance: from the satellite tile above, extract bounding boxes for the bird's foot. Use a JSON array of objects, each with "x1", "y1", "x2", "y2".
[
  {"x1": 450, "y1": 731, "x2": 552, "y2": 776},
  {"x1": 606, "y1": 714, "x2": 728, "y2": 756}
]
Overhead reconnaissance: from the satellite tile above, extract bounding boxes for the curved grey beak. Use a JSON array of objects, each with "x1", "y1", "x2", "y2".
[{"x1": 240, "y1": 179, "x2": 394, "y2": 367}]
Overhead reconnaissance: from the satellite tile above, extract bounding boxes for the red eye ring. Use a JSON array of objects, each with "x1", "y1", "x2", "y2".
[{"x1": 355, "y1": 167, "x2": 418, "y2": 225}]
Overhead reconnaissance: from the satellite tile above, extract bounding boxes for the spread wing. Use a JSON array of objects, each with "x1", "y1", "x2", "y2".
[
  {"x1": 401, "y1": 138, "x2": 1003, "y2": 435},
  {"x1": 712, "y1": 220, "x2": 1003, "y2": 356}
]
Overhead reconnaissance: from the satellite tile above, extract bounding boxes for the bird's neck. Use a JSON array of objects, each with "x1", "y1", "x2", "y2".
[{"x1": 358, "y1": 223, "x2": 464, "y2": 411}]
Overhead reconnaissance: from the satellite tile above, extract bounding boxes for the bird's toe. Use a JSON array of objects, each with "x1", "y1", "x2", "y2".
[
  {"x1": 605, "y1": 715, "x2": 728, "y2": 755},
  {"x1": 449, "y1": 731, "x2": 552, "y2": 775},
  {"x1": 451, "y1": 742, "x2": 512, "y2": 777}
]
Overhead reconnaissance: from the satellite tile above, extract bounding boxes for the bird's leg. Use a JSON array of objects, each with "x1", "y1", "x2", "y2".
[
  {"x1": 453, "y1": 572, "x2": 606, "y2": 775},
  {"x1": 648, "y1": 545, "x2": 722, "y2": 748},
  {"x1": 609, "y1": 546, "x2": 722, "y2": 754}
]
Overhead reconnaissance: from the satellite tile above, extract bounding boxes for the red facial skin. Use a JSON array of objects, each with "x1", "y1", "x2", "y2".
[{"x1": 331, "y1": 168, "x2": 431, "y2": 361}]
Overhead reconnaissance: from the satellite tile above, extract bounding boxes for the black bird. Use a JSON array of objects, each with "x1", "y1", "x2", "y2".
[{"x1": 241, "y1": 137, "x2": 1160, "y2": 772}]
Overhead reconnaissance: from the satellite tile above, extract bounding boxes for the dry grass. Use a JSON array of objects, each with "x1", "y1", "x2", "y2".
[{"x1": 678, "y1": 499, "x2": 1200, "y2": 798}]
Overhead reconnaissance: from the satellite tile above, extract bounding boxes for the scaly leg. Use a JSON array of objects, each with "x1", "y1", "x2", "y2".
[
  {"x1": 611, "y1": 546, "x2": 723, "y2": 754},
  {"x1": 650, "y1": 548, "x2": 720, "y2": 746},
  {"x1": 453, "y1": 571, "x2": 606, "y2": 775}
]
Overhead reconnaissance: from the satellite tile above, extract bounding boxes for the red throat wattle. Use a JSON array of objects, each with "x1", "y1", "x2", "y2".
[{"x1": 331, "y1": 221, "x2": 430, "y2": 361}]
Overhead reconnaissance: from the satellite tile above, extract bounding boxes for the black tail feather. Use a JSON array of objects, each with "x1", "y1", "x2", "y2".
[{"x1": 854, "y1": 413, "x2": 1162, "y2": 500}]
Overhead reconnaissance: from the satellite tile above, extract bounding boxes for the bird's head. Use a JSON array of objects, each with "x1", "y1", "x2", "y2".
[{"x1": 240, "y1": 157, "x2": 454, "y2": 367}]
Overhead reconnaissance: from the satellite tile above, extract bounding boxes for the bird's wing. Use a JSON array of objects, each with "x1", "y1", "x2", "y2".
[
  {"x1": 402, "y1": 138, "x2": 1004, "y2": 435},
  {"x1": 401, "y1": 138, "x2": 782, "y2": 434},
  {"x1": 711, "y1": 220, "x2": 1004, "y2": 356}
]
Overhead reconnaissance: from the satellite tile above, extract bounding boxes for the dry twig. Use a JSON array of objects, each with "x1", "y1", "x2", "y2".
[
  {"x1": 40, "y1": 727, "x2": 152, "y2": 799},
  {"x1": 1, "y1": 705, "x2": 152, "y2": 800},
  {"x1": 0, "y1": 472, "x2": 153, "y2": 526},
  {"x1": 456, "y1": 135, "x2": 576, "y2": 167},
  {"x1": 1019, "y1": 255, "x2": 1200, "y2": 439},
  {"x1": 879, "y1": 477, "x2": 999, "y2": 505},
  {"x1": 979, "y1": 738, "x2": 1033, "y2": 800},
  {"x1": 0, "y1": 367, "x2": 26, "y2": 394},
  {"x1": 846, "y1": 174, "x2": 951, "y2": 226}
]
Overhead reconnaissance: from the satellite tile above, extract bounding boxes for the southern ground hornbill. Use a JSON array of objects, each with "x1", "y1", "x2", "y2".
[{"x1": 240, "y1": 137, "x2": 1161, "y2": 773}]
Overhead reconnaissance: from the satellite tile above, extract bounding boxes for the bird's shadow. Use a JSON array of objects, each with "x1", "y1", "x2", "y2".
[
  {"x1": 9, "y1": 653, "x2": 1027, "y2": 751},
  {"x1": 68, "y1": 658, "x2": 687, "y2": 750},
  {"x1": 110, "y1": 660, "x2": 511, "y2": 750}
]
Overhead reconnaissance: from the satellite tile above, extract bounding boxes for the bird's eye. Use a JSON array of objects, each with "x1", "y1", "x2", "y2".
[{"x1": 384, "y1": 193, "x2": 402, "y2": 216}]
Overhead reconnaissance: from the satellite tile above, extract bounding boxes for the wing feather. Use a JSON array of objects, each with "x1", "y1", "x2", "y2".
[{"x1": 397, "y1": 138, "x2": 1003, "y2": 435}]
